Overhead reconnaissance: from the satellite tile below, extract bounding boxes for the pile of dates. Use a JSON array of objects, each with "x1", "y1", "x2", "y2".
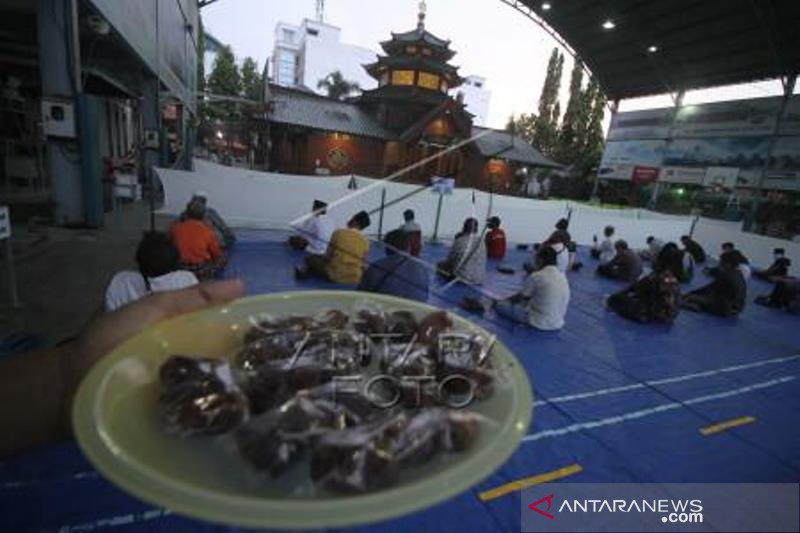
[{"x1": 157, "y1": 308, "x2": 496, "y2": 493}]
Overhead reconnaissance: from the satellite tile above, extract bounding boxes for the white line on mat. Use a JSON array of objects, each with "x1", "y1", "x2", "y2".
[
  {"x1": 523, "y1": 375, "x2": 796, "y2": 442},
  {"x1": 534, "y1": 354, "x2": 800, "y2": 407}
]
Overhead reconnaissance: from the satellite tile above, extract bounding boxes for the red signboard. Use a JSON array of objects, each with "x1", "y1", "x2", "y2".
[{"x1": 631, "y1": 165, "x2": 660, "y2": 184}]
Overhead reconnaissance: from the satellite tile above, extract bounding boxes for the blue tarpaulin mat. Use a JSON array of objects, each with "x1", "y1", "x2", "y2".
[{"x1": 2, "y1": 230, "x2": 799, "y2": 532}]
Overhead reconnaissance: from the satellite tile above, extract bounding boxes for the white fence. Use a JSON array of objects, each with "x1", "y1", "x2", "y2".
[{"x1": 155, "y1": 160, "x2": 798, "y2": 273}]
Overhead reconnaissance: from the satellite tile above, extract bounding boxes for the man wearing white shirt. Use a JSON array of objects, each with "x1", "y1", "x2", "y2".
[
  {"x1": 494, "y1": 246, "x2": 570, "y2": 330},
  {"x1": 105, "y1": 232, "x2": 198, "y2": 311},
  {"x1": 288, "y1": 200, "x2": 334, "y2": 256},
  {"x1": 591, "y1": 225, "x2": 616, "y2": 265}
]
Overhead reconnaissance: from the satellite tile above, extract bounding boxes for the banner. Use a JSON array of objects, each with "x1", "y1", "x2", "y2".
[
  {"x1": 662, "y1": 137, "x2": 770, "y2": 186},
  {"x1": 673, "y1": 97, "x2": 782, "y2": 138},
  {"x1": 703, "y1": 166, "x2": 740, "y2": 189},
  {"x1": 607, "y1": 108, "x2": 672, "y2": 141},
  {"x1": 598, "y1": 140, "x2": 666, "y2": 180},
  {"x1": 631, "y1": 166, "x2": 660, "y2": 184},
  {"x1": 764, "y1": 136, "x2": 800, "y2": 190}
]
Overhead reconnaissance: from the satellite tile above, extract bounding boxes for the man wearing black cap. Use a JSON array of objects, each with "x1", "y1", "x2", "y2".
[
  {"x1": 295, "y1": 210, "x2": 371, "y2": 284},
  {"x1": 753, "y1": 248, "x2": 792, "y2": 282},
  {"x1": 288, "y1": 199, "x2": 333, "y2": 256}
]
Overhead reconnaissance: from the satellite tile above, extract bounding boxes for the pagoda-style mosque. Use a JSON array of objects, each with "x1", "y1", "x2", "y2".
[{"x1": 265, "y1": 1, "x2": 559, "y2": 190}]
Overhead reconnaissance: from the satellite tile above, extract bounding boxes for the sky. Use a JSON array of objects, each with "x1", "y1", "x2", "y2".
[{"x1": 202, "y1": 0, "x2": 791, "y2": 130}]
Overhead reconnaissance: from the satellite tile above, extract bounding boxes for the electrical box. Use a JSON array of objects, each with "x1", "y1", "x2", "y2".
[
  {"x1": 144, "y1": 129, "x2": 160, "y2": 149},
  {"x1": 41, "y1": 98, "x2": 76, "y2": 138}
]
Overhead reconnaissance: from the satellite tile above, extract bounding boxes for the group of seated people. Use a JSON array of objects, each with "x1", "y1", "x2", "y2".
[
  {"x1": 594, "y1": 229, "x2": 797, "y2": 323},
  {"x1": 105, "y1": 192, "x2": 234, "y2": 311},
  {"x1": 105, "y1": 192, "x2": 796, "y2": 337}
]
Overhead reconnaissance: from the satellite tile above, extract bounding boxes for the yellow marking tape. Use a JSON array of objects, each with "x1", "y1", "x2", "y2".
[
  {"x1": 478, "y1": 463, "x2": 583, "y2": 502},
  {"x1": 700, "y1": 416, "x2": 756, "y2": 436}
]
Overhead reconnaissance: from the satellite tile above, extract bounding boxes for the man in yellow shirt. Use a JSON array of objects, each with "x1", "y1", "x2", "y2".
[{"x1": 295, "y1": 210, "x2": 371, "y2": 284}]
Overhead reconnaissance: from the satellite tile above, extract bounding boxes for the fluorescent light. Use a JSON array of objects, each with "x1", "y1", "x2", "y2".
[
  {"x1": 541, "y1": 2, "x2": 551, "y2": 10},
  {"x1": 647, "y1": 45, "x2": 659, "y2": 53},
  {"x1": 602, "y1": 19, "x2": 616, "y2": 30}
]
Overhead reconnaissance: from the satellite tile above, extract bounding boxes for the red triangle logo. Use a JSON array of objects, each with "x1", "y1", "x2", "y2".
[{"x1": 528, "y1": 493, "x2": 555, "y2": 520}]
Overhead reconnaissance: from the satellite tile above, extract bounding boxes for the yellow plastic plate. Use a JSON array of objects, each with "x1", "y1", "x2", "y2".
[{"x1": 73, "y1": 291, "x2": 533, "y2": 529}]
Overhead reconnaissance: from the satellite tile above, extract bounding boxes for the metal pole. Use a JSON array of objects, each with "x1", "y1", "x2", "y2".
[
  {"x1": 745, "y1": 73, "x2": 796, "y2": 232},
  {"x1": 430, "y1": 192, "x2": 444, "y2": 244},
  {"x1": 377, "y1": 187, "x2": 386, "y2": 240}
]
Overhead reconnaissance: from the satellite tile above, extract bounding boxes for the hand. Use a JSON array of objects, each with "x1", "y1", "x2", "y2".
[
  {"x1": 71, "y1": 279, "x2": 244, "y2": 393},
  {"x1": 0, "y1": 279, "x2": 244, "y2": 457}
]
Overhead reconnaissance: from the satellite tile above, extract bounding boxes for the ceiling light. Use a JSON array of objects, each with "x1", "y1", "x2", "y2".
[
  {"x1": 602, "y1": 19, "x2": 616, "y2": 30},
  {"x1": 541, "y1": 2, "x2": 551, "y2": 10},
  {"x1": 647, "y1": 45, "x2": 658, "y2": 53}
]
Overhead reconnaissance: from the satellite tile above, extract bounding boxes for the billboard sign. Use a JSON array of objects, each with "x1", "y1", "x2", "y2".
[
  {"x1": 673, "y1": 97, "x2": 781, "y2": 138},
  {"x1": 703, "y1": 166, "x2": 740, "y2": 189},
  {"x1": 607, "y1": 108, "x2": 672, "y2": 141},
  {"x1": 598, "y1": 140, "x2": 666, "y2": 180},
  {"x1": 662, "y1": 137, "x2": 769, "y2": 186}
]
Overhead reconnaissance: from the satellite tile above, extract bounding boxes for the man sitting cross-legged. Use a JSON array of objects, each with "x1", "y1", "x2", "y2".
[
  {"x1": 493, "y1": 246, "x2": 570, "y2": 331},
  {"x1": 295, "y1": 210, "x2": 371, "y2": 285},
  {"x1": 606, "y1": 259, "x2": 681, "y2": 324}
]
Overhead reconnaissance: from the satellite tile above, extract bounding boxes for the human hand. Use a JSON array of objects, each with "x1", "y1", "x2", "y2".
[
  {"x1": 70, "y1": 279, "x2": 244, "y2": 395},
  {"x1": 0, "y1": 279, "x2": 244, "y2": 457}
]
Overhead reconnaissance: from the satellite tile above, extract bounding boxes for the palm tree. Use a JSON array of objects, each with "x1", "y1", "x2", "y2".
[{"x1": 317, "y1": 71, "x2": 360, "y2": 100}]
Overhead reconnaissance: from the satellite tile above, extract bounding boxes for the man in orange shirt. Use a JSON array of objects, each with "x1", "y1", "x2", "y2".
[{"x1": 170, "y1": 202, "x2": 226, "y2": 279}]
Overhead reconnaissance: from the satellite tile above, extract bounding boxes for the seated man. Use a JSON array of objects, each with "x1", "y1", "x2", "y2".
[
  {"x1": 683, "y1": 253, "x2": 746, "y2": 317},
  {"x1": 655, "y1": 242, "x2": 693, "y2": 283},
  {"x1": 358, "y1": 229, "x2": 429, "y2": 302},
  {"x1": 547, "y1": 218, "x2": 580, "y2": 271},
  {"x1": 295, "y1": 210, "x2": 371, "y2": 284},
  {"x1": 705, "y1": 242, "x2": 751, "y2": 280},
  {"x1": 180, "y1": 191, "x2": 236, "y2": 248},
  {"x1": 640, "y1": 236, "x2": 664, "y2": 261},
  {"x1": 753, "y1": 248, "x2": 792, "y2": 282},
  {"x1": 399, "y1": 209, "x2": 422, "y2": 257},
  {"x1": 170, "y1": 202, "x2": 226, "y2": 279},
  {"x1": 680, "y1": 235, "x2": 706, "y2": 264},
  {"x1": 288, "y1": 199, "x2": 333, "y2": 257},
  {"x1": 437, "y1": 218, "x2": 486, "y2": 285},
  {"x1": 606, "y1": 261, "x2": 681, "y2": 324},
  {"x1": 596, "y1": 240, "x2": 643, "y2": 282},
  {"x1": 591, "y1": 225, "x2": 616, "y2": 265},
  {"x1": 755, "y1": 277, "x2": 800, "y2": 314},
  {"x1": 493, "y1": 246, "x2": 570, "y2": 331},
  {"x1": 105, "y1": 231, "x2": 198, "y2": 311},
  {"x1": 485, "y1": 216, "x2": 507, "y2": 260}
]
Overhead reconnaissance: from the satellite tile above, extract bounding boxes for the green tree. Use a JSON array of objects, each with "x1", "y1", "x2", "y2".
[
  {"x1": 533, "y1": 48, "x2": 564, "y2": 157},
  {"x1": 579, "y1": 77, "x2": 607, "y2": 174},
  {"x1": 317, "y1": 70, "x2": 360, "y2": 100},
  {"x1": 507, "y1": 113, "x2": 537, "y2": 144},
  {"x1": 557, "y1": 58, "x2": 585, "y2": 162},
  {"x1": 240, "y1": 56, "x2": 264, "y2": 102},
  {"x1": 206, "y1": 45, "x2": 241, "y2": 119}
]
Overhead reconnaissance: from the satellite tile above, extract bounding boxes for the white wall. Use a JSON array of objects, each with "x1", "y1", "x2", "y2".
[{"x1": 156, "y1": 160, "x2": 799, "y2": 274}]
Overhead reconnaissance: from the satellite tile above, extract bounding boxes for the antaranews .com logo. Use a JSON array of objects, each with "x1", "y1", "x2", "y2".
[
  {"x1": 520, "y1": 483, "x2": 798, "y2": 532},
  {"x1": 528, "y1": 493, "x2": 703, "y2": 524}
]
